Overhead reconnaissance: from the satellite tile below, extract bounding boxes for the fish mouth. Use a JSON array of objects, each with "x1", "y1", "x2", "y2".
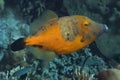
[
  {"x1": 101, "y1": 24, "x2": 109, "y2": 33},
  {"x1": 97, "y1": 24, "x2": 109, "y2": 36},
  {"x1": 103, "y1": 24, "x2": 109, "y2": 32}
]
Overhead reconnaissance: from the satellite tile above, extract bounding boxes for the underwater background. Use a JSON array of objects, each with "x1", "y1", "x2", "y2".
[{"x1": 0, "y1": 0, "x2": 120, "y2": 80}]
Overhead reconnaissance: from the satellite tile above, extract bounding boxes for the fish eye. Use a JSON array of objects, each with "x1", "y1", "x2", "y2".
[
  {"x1": 84, "y1": 23, "x2": 89, "y2": 26},
  {"x1": 84, "y1": 22, "x2": 91, "y2": 26}
]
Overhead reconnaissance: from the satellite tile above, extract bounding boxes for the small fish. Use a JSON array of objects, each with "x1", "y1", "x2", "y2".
[{"x1": 10, "y1": 10, "x2": 108, "y2": 58}]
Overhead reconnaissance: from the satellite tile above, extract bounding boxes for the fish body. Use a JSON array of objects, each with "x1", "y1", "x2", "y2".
[{"x1": 10, "y1": 15, "x2": 108, "y2": 55}]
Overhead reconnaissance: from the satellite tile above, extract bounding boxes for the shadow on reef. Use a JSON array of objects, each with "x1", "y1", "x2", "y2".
[
  {"x1": 45, "y1": 0, "x2": 69, "y2": 17},
  {"x1": 89, "y1": 42, "x2": 120, "y2": 67}
]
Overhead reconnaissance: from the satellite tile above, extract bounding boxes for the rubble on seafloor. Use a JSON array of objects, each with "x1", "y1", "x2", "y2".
[
  {"x1": 0, "y1": 49, "x2": 109, "y2": 80},
  {"x1": 4, "y1": 0, "x2": 46, "y2": 23}
]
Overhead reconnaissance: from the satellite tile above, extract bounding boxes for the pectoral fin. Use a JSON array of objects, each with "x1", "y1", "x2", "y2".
[
  {"x1": 28, "y1": 47, "x2": 56, "y2": 61},
  {"x1": 28, "y1": 47, "x2": 56, "y2": 68}
]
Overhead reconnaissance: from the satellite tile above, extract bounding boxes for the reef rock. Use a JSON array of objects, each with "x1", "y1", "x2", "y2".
[{"x1": 0, "y1": 10, "x2": 29, "y2": 61}]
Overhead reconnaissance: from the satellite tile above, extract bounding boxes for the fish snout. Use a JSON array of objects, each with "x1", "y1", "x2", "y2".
[
  {"x1": 98, "y1": 24, "x2": 108, "y2": 36},
  {"x1": 102, "y1": 24, "x2": 109, "y2": 32}
]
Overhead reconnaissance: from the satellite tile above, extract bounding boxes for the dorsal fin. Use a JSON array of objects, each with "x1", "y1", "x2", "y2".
[
  {"x1": 33, "y1": 18, "x2": 58, "y2": 35},
  {"x1": 30, "y1": 10, "x2": 58, "y2": 35}
]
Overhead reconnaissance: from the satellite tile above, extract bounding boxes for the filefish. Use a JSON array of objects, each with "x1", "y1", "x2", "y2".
[{"x1": 10, "y1": 10, "x2": 108, "y2": 57}]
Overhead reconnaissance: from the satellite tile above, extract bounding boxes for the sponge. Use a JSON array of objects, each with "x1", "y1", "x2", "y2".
[{"x1": 98, "y1": 68, "x2": 120, "y2": 80}]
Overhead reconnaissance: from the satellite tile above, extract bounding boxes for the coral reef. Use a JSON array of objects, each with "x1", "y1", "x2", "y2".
[
  {"x1": 27, "y1": 48, "x2": 107, "y2": 80},
  {"x1": 18, "y1": 0, "x2": 46, "y2": 23},
  {"x1": 0, "y1": 0, "x2": 119, "y2": 80},
  {"x1": 5, "y1": 0, "x2": 46, "y2": 23},
  {"x1": 45, "y1": 0, "x2": 68, "y2": 17},
  {"x1": 0, "y1": 10, "x2": 29, "y2": 70},
  {"x1": 0, "y1": 12, "x2": 29, "y2": 45},
  {"x1": 85, "y1": 0, "x2": 110, "y2": 15},
  {"x1": 63, "y1": 0, "x2": 103, "y2": 22}
]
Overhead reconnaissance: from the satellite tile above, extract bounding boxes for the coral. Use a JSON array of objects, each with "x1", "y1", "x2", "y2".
[
  {"x1": 85, "y1": 0, "x2": 110, "y2": 15},
  {"x1": 45, "y1": 0, "x2": 69, "y2": 17},
  {"x1": 108, "y1": 8, "x2": 120, "y2": 34},
  {"x1": 0, "y1": 10, "x2": 29, "y2": 48},
  {"x1": 0, "y1": 51, "x2": 4, "y2": 61},
  {"x1": 108, "y1": 8, "x2": 120, "y2": 22},
  {"x1": 0, "y1": 61, "x2": 38, "y2": 80},
  {"x1": 63, "y1": 0, "x2": 103, "y2": 22},
  {"x1": 4, "y1": 0, "x2": 46, "y2": 23},
  {"x1": 75, "y1": 67, "x2": 94, "y2": 80},
  {"x1": 18, "y1": 0, "x2": 46, "y2": 23},
  {"x1": 0, "y1": 10, "x2": 29, "y2": 71},
  {"x1": 98, "y1": 68, "x2": 120, "y2": 80},
  {"x1": 0, "y1": 72, "x2": 7, "y2": 80},
  {"x1": 30, "y1": 48, "x2": 107, "y2": 80},
  {"x1": 5, "y1": 47, "x2": 107, "y2": 80},
  {"x1": 63, "y1": 0, "x2": 88, "y2": 15}
]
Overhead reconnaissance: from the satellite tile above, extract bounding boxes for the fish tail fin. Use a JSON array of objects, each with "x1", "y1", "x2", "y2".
[{"x1": 10, "y1": 38, "x2": 26, "y2": 51}]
